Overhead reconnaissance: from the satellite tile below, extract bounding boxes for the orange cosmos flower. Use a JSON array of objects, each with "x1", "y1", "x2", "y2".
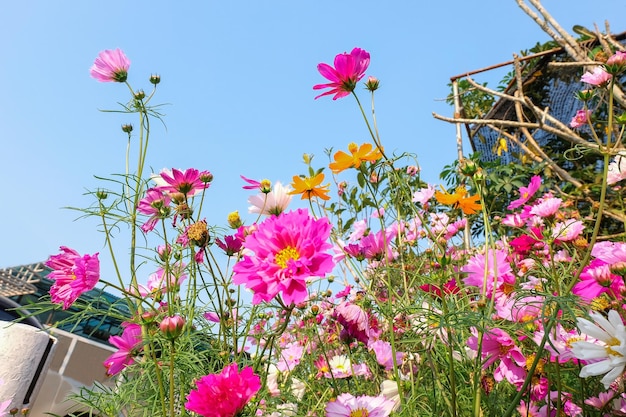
[
  {"x1": 434, "y1": 185, "x2": 481, "y2": 215},
  {"x1": 290, "y1": 172, "x2": 331, "y2": 201},
  {"x1": 329, "y1": 142, "x2": 383, "y2": 174}
]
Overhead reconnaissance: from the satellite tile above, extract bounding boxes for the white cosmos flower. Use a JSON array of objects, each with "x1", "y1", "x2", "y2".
[
  {"x1": 571, "y1": 310, "x2": 626, "y2": 389},
  {"x1": 248, "y1": 181, "x2": 292, "y2": 216}
]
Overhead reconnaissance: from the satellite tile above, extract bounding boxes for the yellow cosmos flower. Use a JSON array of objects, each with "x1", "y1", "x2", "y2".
[
  {"x1": 434, "y1": 185, "x2": 481, "y2": 215},
  {"x1": 329, "y1": 142, "x2": 383, "y2": 174},
  {"x1": 289, "y1": 172, "x2": 331, "y2": 201}
]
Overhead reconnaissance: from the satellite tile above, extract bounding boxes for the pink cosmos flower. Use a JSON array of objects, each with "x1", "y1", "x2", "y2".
[
  {"x1": 185, "y1": 363, "x2": 261, "y2": 417},
  {"x1": 232, "y1": 208, "x2": 335, "y2": 305},
  {"x1": 325, "y1": 393, "x2": 395, "y2": 417},
  {"x1": 103, "y1": 323, "x2": 143, "y2": 376},
  {"x1": 570, "y1": 109, "x2": 591, "y2": 128},
  {"x1": 551, "y1": 219, "x2": 584, "y2": 242},
  {"x1": 529, "y1": 196, "x2": 562, "y2": 218},
  {"x1": 313, "y1": 47, "x2": 370, "y2": 100},
  {"x1": 131, "y1": 262, "x2": 188, "y2": 298},
  {"x1": 581, "y1": 66, "x2": 612, "y2": 86},
  {"x1": 607, "y1": 152, "x2": 626, "y2": 185},
  {"x1": 461, "y1": 248, "x2": 514, "y2": 297},
  {"x1": 334, "y1": 301, "x2": 371, "y2": 345},
  {"x1": 507, "y1": 175, "x2": 541, "y2": 210},
  {"x1": 467, "y1": 327, "x2": 527, "y2": 385},
  {"x1": 153, "y1": 168, "x2": 211, "y2": 197},
  {"x1": 215, "y1": 234, "x2": 244, "y2": 256},
  {"x1": 412, "y1": 184, "x2": 435, "y2": 205},
  {"x1": 276, "y1": 342, "x2": 304, "y2": 372},
  {"x1": 137, "y1": 188, "x2": 172, "y2": 233},
  {"x1": 90, "y1": 48, "x2": 130, "y2": 83},
  {"x1": 369, "y1": 340, "x2": 405, "y2": 370},
  {"x1": 45, "y1": 246, "x2": 100, "y2": 309}
]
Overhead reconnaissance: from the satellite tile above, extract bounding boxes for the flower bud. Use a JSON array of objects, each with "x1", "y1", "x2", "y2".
[
  {"x1": 200, "y1": 171, "x2": 214, "y2": 183},
  {"x1": 302, "y1": 153, "x2": 312, "y2": 165},
  {"x1": 134, "y1": 90, "x2": 146, "y2": 100},
  {"x1": 575, "y1": 89, "x2": 594, "y2": 102},
  {"x1": 149, "y1": 74, "x2": 161, "y2": 85},
  {"x1": 610, "y1": 261, "x2": 626, "y2": 277},
  {"x1": 121, "y1": 124, "x2": 133, "y2": 133},
  {"x1": 159, "y1": 315, "x2": 185, "y2": 340},
  {"x1": 227, "y1": 211, "x2": 243, "y2": 229},
  {"x1": 260, "y1": 179, "x2": 272, "y2": 193},
  {"x1": 365, "y1": 76, "x2": 379, "y2": 91},
  {"x1": 604, "y1": 51, "x2": 626, "y2": 75},
  {"x1": 10, "y1": 408, "x2": 19, "y2": 416},
  {"x1": 96, "y1": 189, "x2": 108, "y2": 200},
  {"x1": 459, "y1": 159, "x2": 478, "y2": 177}
]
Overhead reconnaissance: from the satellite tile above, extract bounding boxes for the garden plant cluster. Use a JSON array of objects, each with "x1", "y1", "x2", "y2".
[{"x1": 3, "y1": 39, "x2": 626, "y2": 417}]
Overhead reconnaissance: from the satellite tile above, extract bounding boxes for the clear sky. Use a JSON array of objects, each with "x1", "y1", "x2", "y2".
[{"x1": 1, "y1": 1, "x2": 624, "y2": 284}]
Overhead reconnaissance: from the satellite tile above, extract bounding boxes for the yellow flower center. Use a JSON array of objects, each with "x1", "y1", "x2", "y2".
[
  {"x1": 606, "y1": 337, "x2": 624, "y2": 356},
  {"x1": 350, "y1": 408, "x2": 369, "y2": 417},
  {"x1": 275, "y1": 246, "x2": 300, "y2": 269}
]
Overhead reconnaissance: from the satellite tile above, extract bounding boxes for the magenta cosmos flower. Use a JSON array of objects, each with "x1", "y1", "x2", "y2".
[
  {"x1": 103, "y1": 323, "x2": 143, "y2": 376},
  {"x1": 325, "y1": 393, "x2": 395, "y2": 417},
  {"x1": 232, "y1": 208, "x2": 335, "y2": 305},
  {"x1": 461, "y1": 248, "x2": 514, "y2": 297},
  {"x1": 137, "y1": 188, "x2": 172, "y2": 233},
  {"x1": 185, "y1": 363, "x2": 261, "y2": 417},
  {"x1": 45, "y1": 246, "x2": 100, "y2": 309},
  {"x1": 313, "y1": 47, "x2": 370, "y2": 100},
  {"x1": 90, "y1": 48, "x2": 130, "y2": 83},
  {"x1": 507, "y1": 175, "x2": 541, "y2": 210},
  {"x1": 152, "y1": 168, "x2": 212, "y2": 197}
]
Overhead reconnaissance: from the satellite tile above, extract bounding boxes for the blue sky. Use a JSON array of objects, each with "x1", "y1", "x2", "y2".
[{"x1": 1, "y1": 1, "x2": 624, "y2": 285}]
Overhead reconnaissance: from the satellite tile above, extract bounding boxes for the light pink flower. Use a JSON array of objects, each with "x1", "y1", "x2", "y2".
[
  {"x1": 551, "y1": 219, "x2": 584, "y2": 241},
  {"x1": 313, "y1": 47, "x2": 370, "y2": 100},
  {"x1": 103, "y1": 323, "x2": 143, "y2": 376},
  {"x1": 45, "y1": 246, "x2": 100, "y2": 309},
  {"x1": 90, "y1": 48, "x2": 130, "y2": 82},
  {"x1": 369, "y1": 340, "x2": 404, "y2": 370},
  {"x1": 581, "y1": 66, "x2": 612, "y2": 86},
  {"x1": 248, "y1": 181, "x2": 293, "y2": 216},
  {"x1": 507, "y1": 175, "x2": 541, "y2": 210},
  {"x1": 325, "y1": 393, "x2": 395, "y2": 417},
  {"x1": 570, "y1": 109, "x2": 591, "y2": 128},
  {"x1": 607, "y1": 152, "x2": 626, "y2": 185},
  {"x1": 607, "y1": 51, "x2": 626, "y2": 67},
  {"x1": 276, "y1": 342, "x2": 304, "y2": 372},
  {"x1": 185, "y1": 363, "x2": 261, "y2": 417},
  {"x1": 232, "y1": 209, "x2": 335, "y2": 305},
  {"x1": 529, "y1": 196, "x2": 562, "y2": 218},
  {"x1": 412, "y1": 185, "x2": 435, "y2": 205}
]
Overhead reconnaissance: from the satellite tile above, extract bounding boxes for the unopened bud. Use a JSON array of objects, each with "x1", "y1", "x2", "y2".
[
  {"x1": 150, "y1": 74, "x2": 161, "y2": 85},
  {"x1": 459, "y1": 159, "x2": 478, "y2": 177},
  {"x1": 260, "y1": 179, "x2": 272, "y2": 193},
  {"x1": 134, "y1": 90, "x2": 145, "y2": 100},
  {"x1": 96, "y1": 189, "x2": 108, "y2": 200},
  {"x1": 159, "y1": 315, "x2": 185, "y2": 340},
  {"x1": 121, "y1": 124, "x2": 133, "y2": 133},
  {"x1": 576, "y1": 89, "x2": 594, "y2": 102},
  {"x1": 365, "y1": 76, "x2": 379, "y2": 91},
  {"x1": 200, "y1": 171, "x2": 213, "y2": 183},
  {"x1": 227, "y1": 211, "x2": 243, "y2": 229}
]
